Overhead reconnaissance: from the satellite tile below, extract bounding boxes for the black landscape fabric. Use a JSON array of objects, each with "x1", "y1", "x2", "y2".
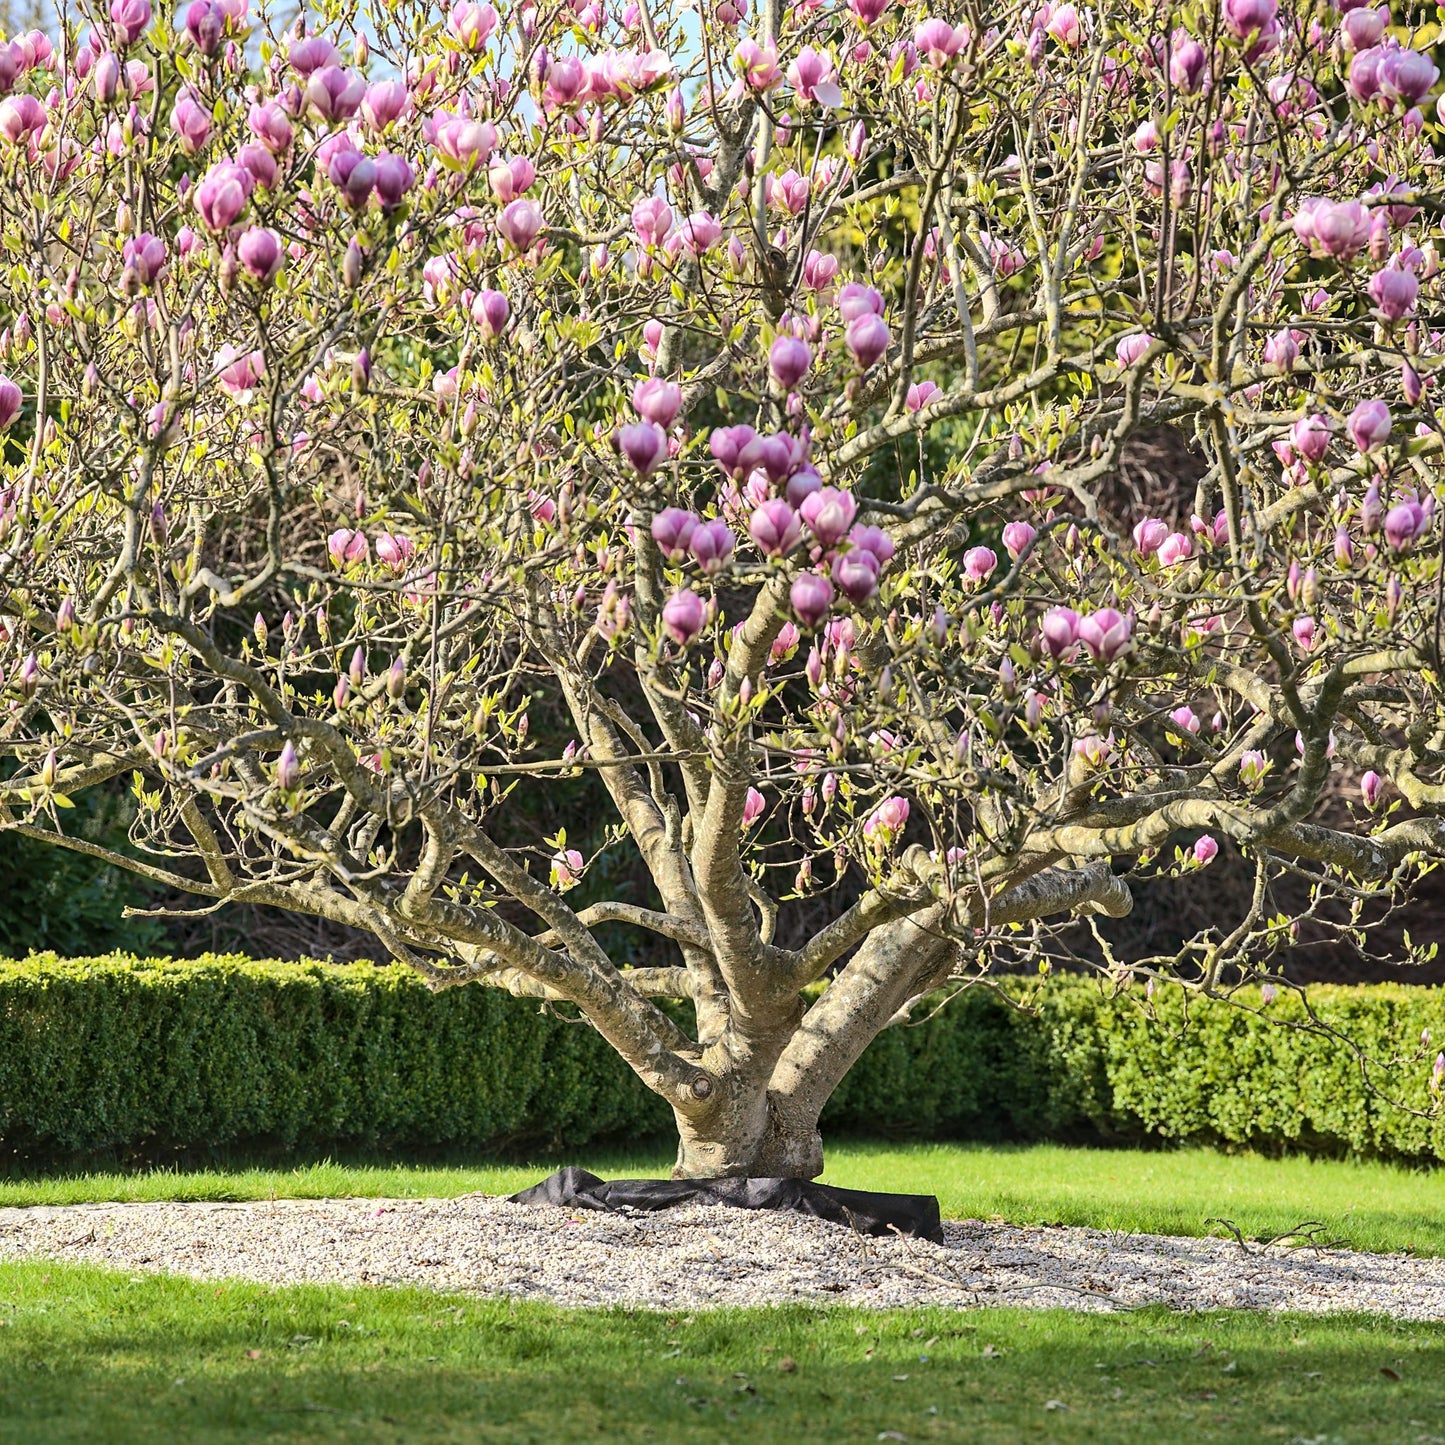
[{"x1": 509, "y1": 1166, "x2": 945, "y2": 1243}]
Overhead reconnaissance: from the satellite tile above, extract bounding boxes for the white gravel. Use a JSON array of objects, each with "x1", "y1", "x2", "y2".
[{"x1": 1, "y1": 1195, "x2": 1441, "y2": 1318}]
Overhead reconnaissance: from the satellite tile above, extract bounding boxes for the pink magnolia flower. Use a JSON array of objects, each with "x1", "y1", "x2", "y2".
[
  {"x1": 1002, "y1": 521, "x2": 1036, "y2": 560},
  {"x1": 849, "y1": 0, "x2": 891, "y2": 24},
  {"x1": 689, "y1": 520, "x2": 735, "y2": 575},
  {"x1": 327, "y1": 527, "x2": 368, "y2": 567},
  {"x1": 1384, "y1": 501, "x2": 1429, "y2": 552},
  {"x1": 1292, "y1": 198, "x2": 1371, "y2": 261},
  {"x1": 849, "y1": 525, "x2": 895, "y2": 565},
  {"x1": 1040, "y1": 605, "x2": 1080, "y2": 657},
  {"x1": 237, "y1": 142, "x2": 278, "y2": 191},
  {"x1": 741, "y1": 787, "x2": 766, "y2": 827},
  {"x1": 1157, "y1": 532, "x2": 1193, "y2": 567},
  {"x1": 864, "y1": 794, "x2": 910, "y2": 844},
  {"x1": 275, "y1": 739, "x2": 300, "y2": 790},
  {"x1": 551, "y1": 847, "x2": 585, "y2": 890},
  {"x1": 1221, "y1": 0, "x2": 1277, "y2": 42},
  {"x1": 373, "y1": 153, "x2": 414, "y2": 209},
  {"x1": 617, "y1": 420, "x2": 667, "y2": 476},
  {"x1": 675, "y1": 210, "x2": 722, "y2": 256},
  {"x1": 661, "y1": 588, "x2": 706, "y2": 645},
  {"x1": 1361, "y1": 770, "x2": 1384, "y2": 808},
  {"x1": 1348, "y1": 399, "x2": 1391, "y2": 455},
  {"x1": 1045, "y1": 4, "x2": 1082, "y2": 49},
  {"x1": 287, "y1": 36, "x2": 340, "y2": 74},
  {"x1": 769, "y1": 336, "x2": 812, "y2": 391},
  {"x1": 543, "y1": 56, "x2": 588, "y2": 107},
  {"x1": 650, "y1": 507, "x2": 699, "y2": 562},
  {"x1": 304, "y1": 65, "x2": 365, "y2": 122},
  {"x1": 110, "y1": 0, "x2": 153, "y2": 45},
  {"x1": 1193, "y1": 834, "x2": 1219, "y2": 865},
  {"x1": 1263, "y1": 328, "x2": 1303, "y2": 372},
  {"x1": 236, "y1": 226, "x2": 283, "y2": 284},
  {"x1": 1133, "y1": 518, "x2": 1168, "y2": 555},
  {"x1": 471, "y1": 288, "x2": 510, "y2": 341},
  {"x1": 831, "y1": 548, "x2": 880, "y2": 603},
  {"x1": 1078, "y1": 607, "x2": 1132, "y2": 661},
  {"x1": 170, "y1": 91, "x2": 211, "y2": 154},
  {"x1": 800, "y1": 488, "x2": 857, "y2": 547},
  {"x1": 1170, "y1": 706, "x2": 1201, "y2": 735},
  {"x1": 0, "y1": 375, "x2": 22, "y2": 429},
  {"x1": 215, "y1": 344, "x2": 264, "y2": 401},
  {"x1": 710, "y1": 424, "x2": 760, "y2": 476},
  {"x1": 449, "y1": 1, "x2": 499, "y2": 49},
  {"x1": 1292, "y1": 615, "x2": 1318, "y2": 651},
  {"x1": 1239, "y1": 749, "x2": 1270, "y2": 788},
  {"x1": 362, "y1": 79, "x2": 409, "y2": 132},
  {"x1": 632, "y1": 377, "x2": 681, "y2": 428},
  {"x1": 838, "y1": 283, "x2": 884, "y2": 321},
  {"x1": 769, "y1": 169, "x2": 810, "y2": 214},
  {"x1": 788, "y1": 45, "x2": 843, "y2": 107},
  {"x1": 375, "y1": 532, "x2": 417, "y2": 572},
  {"x1": 1376, "y1": 43, "x2": 1438, "y2": 110},
  {"x1": 1115, "y1": 333, "x2": 1153, "y2": 367},
  {"x1": 497, "y1": 197, "x2": 544, "y2": 251},
  {"x1": 1341, "y1": 8, "x2": 1385, "y2": 51},
  {"x1": 122, "y1": 232, "x2": 167, "y2": 286},
  {"x1": 749, "y1": 500, "x2": 802, "y2": 556},
  {"x1": 488, "y1": 155, "x2": 536, "y2": 204},
  {"x1": 1368, "y1": 266, "x2": 1418, "y2": 322},
  {"x1": 906, "y1": 380, "x2": 940, "y2": 412},
  {"x1": 734, "y1": 39, "x2": 781, "y2": 90},
  {"x1": 193, "y1": 160, "x2": 252, "y2": 232},
  {"x1": 1170, "y1": 33, "x2": 1208, "y2": 92},
  {"x1": 1289, "y1": 413, "x2": 1333, "y2": 464},
  {"x1": 845, "y1": 312, "x2": 890, "y2": 369},
  {"x1": 631, "y1": 195, "x2": 673, "y2": 249},
  {"x1": 963, "y1": 546, "x2": 997, "y2": 582},
  {"x1": 248, "y1": 101, "x2": 293, "y2": 153},
  {"x1": 791, "y1": 571, "x2": 835, "y2": 626},
  {"x1": 434, "y1": 115, "x2": 496, "y2": 172},
  {"x1": 2, "y1": 91, "x2": 51, "y2": 143},
  {"x1": 914, "y1": 17, "x2": 967, "y2": 68}
]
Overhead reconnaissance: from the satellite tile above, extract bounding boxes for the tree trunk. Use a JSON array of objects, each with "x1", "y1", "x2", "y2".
[{"x1": 671, "y1": 1091, "x2": 824, "y2": 1180}]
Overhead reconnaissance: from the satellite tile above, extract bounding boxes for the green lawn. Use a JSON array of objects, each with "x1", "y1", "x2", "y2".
[
  {"x1": 0, "y1": 1260, "x2": 1440, "y2": 1443},
  {"x1": 2, "y1": 1140, "x2": 1439, "y2": 1256}
]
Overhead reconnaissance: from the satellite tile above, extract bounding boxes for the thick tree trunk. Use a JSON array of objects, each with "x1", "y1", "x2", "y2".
[
  {"x1": 671, "y1": 1091, "x2": 824, "y2": 1179},
  {"x1": 668, "y1": 912, "x2": 956, "y2": 1181}
]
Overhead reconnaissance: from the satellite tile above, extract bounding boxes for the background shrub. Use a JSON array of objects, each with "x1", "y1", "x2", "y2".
[{"x1": 1, "y1": 955, "x2": 1441, "y2": 1165}]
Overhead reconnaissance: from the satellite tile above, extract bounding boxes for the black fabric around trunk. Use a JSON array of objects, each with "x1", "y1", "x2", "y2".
[{"x1": 508, "y1": 1166, "x2": 944, "y2": 1243}]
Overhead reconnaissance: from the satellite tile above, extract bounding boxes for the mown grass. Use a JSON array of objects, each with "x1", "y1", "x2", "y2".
[
  {"x1": 0, "y1": 1260, "x2": 1440, "y2": 1443},
  {"x1": 2, "y1": 1140, "x2": 1439, "y2": 1256}
]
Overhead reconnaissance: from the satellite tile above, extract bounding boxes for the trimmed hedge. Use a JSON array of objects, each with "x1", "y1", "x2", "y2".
[{"x1": 1, "y1": 954, "x2": 1442, "y2": 1163}]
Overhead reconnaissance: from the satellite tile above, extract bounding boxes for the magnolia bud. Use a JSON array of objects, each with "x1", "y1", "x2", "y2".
[
  {"x1": 343, "y1": 237, "x2": 364, "y2": 288},
  {"x1": 55, "y1": 597, "x2": 75, "y2": 631},
  {"x1": 253, "y1": 613, "x2": 268, "y2": 649},
  {"x1": 39, "y1": 750, "x2": 58, "y2": 789},
  {"x1": 386, "y1": 655, "x2": 406, "y2": 699},
  {"x1": 276, "y1": 739, "x2": 300, "y2": 790},
  {"x1": 333, "y1": 674, "x2": 350, "y2": 710},
  {"x1": 1299, "y1": 566, "x2": 1319, "y2": 610}
]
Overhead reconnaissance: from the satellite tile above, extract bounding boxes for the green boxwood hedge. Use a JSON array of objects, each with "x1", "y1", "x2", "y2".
[{"x1": 1, "y1": 954, "x2": 1442, "y2": 1164}]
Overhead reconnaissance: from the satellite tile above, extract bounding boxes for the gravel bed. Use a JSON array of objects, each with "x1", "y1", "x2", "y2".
[{"x1": 1, "y1": 1195, "x2": 1442, "y2": 1318}]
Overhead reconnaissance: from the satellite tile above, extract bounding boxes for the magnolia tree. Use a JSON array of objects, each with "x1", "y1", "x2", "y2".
[{"x1": 3, "y1": 0, "x2": 1445, "y2": 1178}]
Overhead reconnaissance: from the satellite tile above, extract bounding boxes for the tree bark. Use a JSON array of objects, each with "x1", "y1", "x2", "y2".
[{"x1": 671, "y1": 1092, "x2": 825, "y2": 1180}]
